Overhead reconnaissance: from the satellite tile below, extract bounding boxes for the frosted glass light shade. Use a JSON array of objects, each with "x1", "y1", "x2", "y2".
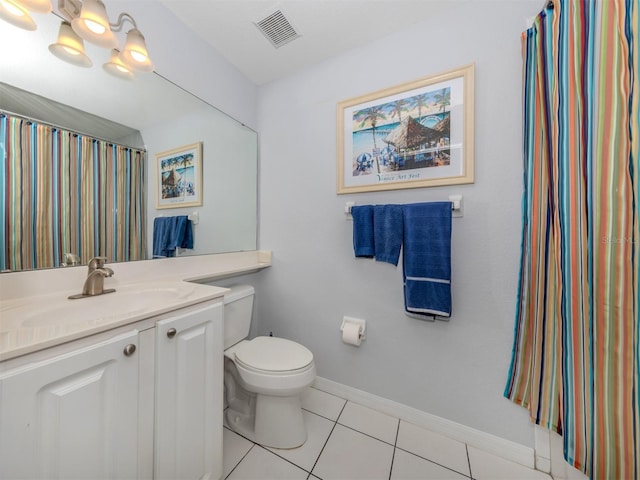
[
  {"x1": 19, "y1": 0, "x2": 51, "y2": 13},
  {"x1": 48, "y1": 21, "x2": 92, "y2": 67},
  {"x1": 71, "y1": 0, "x2": 117, "y2": 48},
  {"x1": 103, "y1": 49, "x2": 134, "y2": 80},
  {"x1": 120, "y1": 28, "x2": 154, "y2": 72},
  {"x1": 0, "y1": 0, "x2": 36, "y2": 30}
]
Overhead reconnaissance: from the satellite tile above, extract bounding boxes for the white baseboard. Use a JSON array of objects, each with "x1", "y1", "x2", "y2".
[
  {"x1": 535, "y1": 425, "x2": 552, "y2": 473},
  {"x1": 312, "y1": 376, "x2": 535, "y2": 469}
]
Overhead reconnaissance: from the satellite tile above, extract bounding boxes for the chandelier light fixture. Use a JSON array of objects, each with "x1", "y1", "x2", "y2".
[{"x1": 0, "y1": 0, "x2": 153, "y2": 79}]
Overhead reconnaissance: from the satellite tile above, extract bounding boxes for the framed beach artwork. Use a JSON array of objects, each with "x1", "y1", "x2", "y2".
[
  {"x1": 155, "y1": 142, "x2": 203, "y2": 209},
  {"x1": 337, "y1": 64, "x2": 474, "y2": 194}
]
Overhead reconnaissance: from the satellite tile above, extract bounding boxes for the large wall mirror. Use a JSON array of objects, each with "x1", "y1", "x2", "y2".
[{"x1": 0, "y1": 13, "x2": 258, "y2": 273}]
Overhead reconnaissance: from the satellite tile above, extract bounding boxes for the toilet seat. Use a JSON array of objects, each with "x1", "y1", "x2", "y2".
[
  {"x1": 225, "y1": 336, "x2": 316, "y2": 396},
  {"x1": 234, "y1": 336, "x2": 313, "y2": 373}
]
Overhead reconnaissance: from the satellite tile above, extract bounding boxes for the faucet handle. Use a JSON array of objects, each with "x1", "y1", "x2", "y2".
[{"x1": 88, "y1": 256, "x2": 107, "y2": 271}]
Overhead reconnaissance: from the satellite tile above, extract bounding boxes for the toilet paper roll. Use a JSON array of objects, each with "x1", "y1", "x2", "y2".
[{"x1": 342, "y1": 322, "x2": 362, "y2": 346}]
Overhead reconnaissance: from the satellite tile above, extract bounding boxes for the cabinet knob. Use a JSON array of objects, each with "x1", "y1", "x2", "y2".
[
  {"x1": 167, "y1": 328, "x2": 177, "y2": 339},
  {"x1": 123, "y1": 344, "x2": 137, "y2": 356}
]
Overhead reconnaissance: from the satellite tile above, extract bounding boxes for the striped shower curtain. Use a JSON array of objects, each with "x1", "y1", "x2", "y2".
[
  {"x1": 0, "y1": 114, "x2": 147, "y2": 271},
  {"x1": 504, "y1": 0, "x2": 638, "y2": 478}
]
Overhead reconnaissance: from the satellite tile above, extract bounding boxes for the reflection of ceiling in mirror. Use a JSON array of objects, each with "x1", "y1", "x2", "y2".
[
  {"x1": 0, "y1": 13, "x2": 203, "y2": 133},
  {"x1": 1, "y1": 82, "x2": 144, "y2": 148}
]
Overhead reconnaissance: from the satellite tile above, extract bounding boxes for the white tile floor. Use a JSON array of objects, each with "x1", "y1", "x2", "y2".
[{"x1": 223, "y1": 387, "x2": 552, "y2": 480}]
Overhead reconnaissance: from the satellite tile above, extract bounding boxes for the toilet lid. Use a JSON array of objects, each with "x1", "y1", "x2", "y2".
[{"x1": 234, "y1": 336, "x2": 314, "y2": 372}]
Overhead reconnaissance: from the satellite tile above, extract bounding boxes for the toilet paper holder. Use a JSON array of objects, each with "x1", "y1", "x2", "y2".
[{"x1": 340, "y1": 316, "x2": 366, "y2": 341}]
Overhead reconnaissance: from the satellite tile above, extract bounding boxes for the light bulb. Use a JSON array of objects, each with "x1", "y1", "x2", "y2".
[
  {"x1": 84, "y1": 18, "x2": 105, "y2": 34},
  {"x1": 0, "y1": 0, "x2": 36, "y2": 30}
]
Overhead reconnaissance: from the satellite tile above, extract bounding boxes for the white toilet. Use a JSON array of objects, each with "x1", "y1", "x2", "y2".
[{"x1": 223, "y1": 285, "x2": 316, "y2": 449}]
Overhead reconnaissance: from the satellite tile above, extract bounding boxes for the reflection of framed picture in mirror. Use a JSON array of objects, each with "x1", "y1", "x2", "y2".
[{"x1": 156, "y1": 142, "x2": 203, "y2": 209}]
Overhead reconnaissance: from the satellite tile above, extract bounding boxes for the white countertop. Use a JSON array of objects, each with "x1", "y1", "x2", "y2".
[
  {"x1": 0, "y1": 281, "x2": 228, "y2": 361},
  {"x1": 0, "y1": 251, "x2": 272, "y2": 361}
]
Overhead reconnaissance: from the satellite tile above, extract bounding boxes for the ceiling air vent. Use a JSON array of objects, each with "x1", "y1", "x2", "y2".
[{"x1": 254, "y1": 9, "x2": 300, "y2": 48}]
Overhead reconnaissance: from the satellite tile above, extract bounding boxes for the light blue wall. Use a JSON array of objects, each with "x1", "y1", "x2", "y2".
[
  {"x1": 112, "y1": 0, "x2": 258, "y2": 129},
  {"x1": 253, "y1": 0, "x2": 541, "y2": 447}
]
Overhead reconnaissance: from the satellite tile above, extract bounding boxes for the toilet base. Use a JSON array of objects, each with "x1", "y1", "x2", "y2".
[{"x1": 226, "y1": 392, "x2": 307, "y2": 449}]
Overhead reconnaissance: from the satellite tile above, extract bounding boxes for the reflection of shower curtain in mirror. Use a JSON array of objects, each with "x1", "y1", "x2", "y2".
[
  {"x1": 504, "y1": 0, "x2": 638, "y2": 479},
  {"x1": 0, "y1": 114, "x2": 147, "y2": 271}
]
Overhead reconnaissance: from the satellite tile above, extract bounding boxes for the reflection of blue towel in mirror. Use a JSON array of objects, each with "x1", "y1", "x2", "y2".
[
  {"x1": 153, "y1": 216, "x2": 194, "y2": 258},
  {"x1": 403, "y1": 202, "x2": 452, "y2": 319}
]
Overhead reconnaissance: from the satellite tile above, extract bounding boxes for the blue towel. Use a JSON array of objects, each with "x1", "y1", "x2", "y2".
[
  {"x1": 374, "y1": 205, "x2": 403, "y2": 266},
  {"x1": 402, "y1": 202, "x2": 452, "y2": 319},
  {"x1": 176, "y1": 216, "x2": 194, "y2": 249},
  {"x1": 351, "y1": 205, "x2": 375, "y2": 257},
  {"x1": 153, "y1": 216, "x2": 193, "y2": 258}
]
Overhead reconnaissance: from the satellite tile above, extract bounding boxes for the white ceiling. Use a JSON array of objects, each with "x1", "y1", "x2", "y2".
[{"x1": 160, "y1": 0, "x2": 467, "y2": 85}]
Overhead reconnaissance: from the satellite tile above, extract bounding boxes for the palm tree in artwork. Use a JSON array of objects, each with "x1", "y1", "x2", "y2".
[
  {"x1": 388, "y1": 99, "x2": 409, "y2": 124},
  {"x1": 354, "y1": 105, "x2": 387, "y2": 150},
  {"x1": 179, "y1": 154, "x2": 192, "y2": 169},
  {"x1": 410, "y1": 94, "x2": 430, "y2": 122},
  {"x1": 179, "y1": 154, "x2": 195, "y2": 196},
  {"x1": 433, "y1": 88, "x2": 450, "y2": 112},
  {"x1": 354, "y1": 106, "x2": 388, "y2": 173}
]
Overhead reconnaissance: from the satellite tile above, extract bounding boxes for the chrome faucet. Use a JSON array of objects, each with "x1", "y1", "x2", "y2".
[{"x1": 68, "y1": 256, "x2": 116, "y2": 299}]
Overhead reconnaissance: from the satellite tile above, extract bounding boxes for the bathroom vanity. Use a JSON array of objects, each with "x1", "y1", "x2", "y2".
[
  {"x1": 0, "y1": 282, "x2": 226, "y2": 479},
  {"x1": 0, "y1": 251, "x2": 271, "y2": 480}
]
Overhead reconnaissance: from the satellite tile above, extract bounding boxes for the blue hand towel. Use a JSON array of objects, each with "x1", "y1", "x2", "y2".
[
  {"x1": 153, "y1": 216, "x2": 193, "y2": 258},
  {"x1": 402, "y1": 202, "x2": 452, "y2": 319},
  {"x1": 153, "y1": 217, "x2": 172, "y2": 258},
  {"x1": 174, "y1": 216, "x2": 194, "y2": 249},
  {"x1": 374, "y1": 205, "x2": 403, "y2": 266},
  {"x1": 351, "y1": 205, "x2": 375, "y2": 257}
]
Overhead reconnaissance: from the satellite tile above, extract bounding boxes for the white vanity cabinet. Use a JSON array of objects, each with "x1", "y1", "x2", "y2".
[
  {"x1": 0, "y1": 298, "x2": 224, "y2": 480},
  {"x1": 154, "y1": 302, "x2": 224, "y2": 480},
  {"x1": 0, "y1": 329, "x2": 142, "y2": 480}
]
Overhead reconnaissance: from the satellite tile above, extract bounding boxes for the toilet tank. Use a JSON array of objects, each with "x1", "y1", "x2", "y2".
[{"x1": 223, "y1": 285, "x2": 255, "y2": 349}]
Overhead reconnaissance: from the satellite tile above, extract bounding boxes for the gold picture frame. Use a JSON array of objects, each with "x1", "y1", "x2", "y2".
[
  {"x1": 337, "y1": 64, "x2": 474, "y2": 194},
  {"x1": 155, "y1": 142, "x2": 203, "y2": 209}
]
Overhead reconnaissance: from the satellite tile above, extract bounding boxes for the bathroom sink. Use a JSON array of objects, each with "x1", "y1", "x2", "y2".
[
  {"x1": 0, "y1": 280, "x2": 228, "y2": 361},
  {"x1": 1, "y1": 282, "x2": 206, "y2": 332}
]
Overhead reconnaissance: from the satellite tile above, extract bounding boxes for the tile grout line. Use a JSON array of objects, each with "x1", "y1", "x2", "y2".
[
  {"x1": 224, "y1": 442, "x2": 255, "y2": 480},
  {"x1": 393, "y1": 419, "x2": 401, "y2": 446},
  {"x1": 301, "y1": 406, "x2": 342, "y2": 424},
  {"x1": 226, "y1": 400, "x2": 348, "y2": 479},
  {"x1": 307, "y1": 400, "x2": 348, "y2": 477},
  {"x1": 388, "y1": 418, "x2": 401, "y2": 480},
  {"x1": 225, "y1": 424, "x2": 317, "y2": 478},
  {"x1": 223, "y1": 426, "x2": 308, "y2": 478},
  {"x1": 335, "y1": 421, "x2": 398, "y2": 448},
  {"x1": 466, "y1": 443, "x2": 474, "y2": 479},
  {"x1": 254, "y1": 444, "x2": 313, "y2": 476}
]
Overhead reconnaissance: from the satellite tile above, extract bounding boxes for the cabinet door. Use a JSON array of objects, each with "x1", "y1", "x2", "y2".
[
  {"x1": 155, "y1": 302, "x2": 224, "y2": 480},
  {"x1": 0, "y1": 330, "x2": 140, "y2": 480}
]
